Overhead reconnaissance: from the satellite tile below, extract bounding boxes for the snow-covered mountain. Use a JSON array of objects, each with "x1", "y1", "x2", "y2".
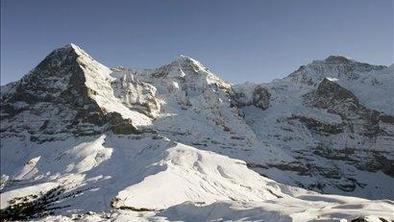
[{"x1": 1, "y1": 44, "x2": 393, "y2": 221}]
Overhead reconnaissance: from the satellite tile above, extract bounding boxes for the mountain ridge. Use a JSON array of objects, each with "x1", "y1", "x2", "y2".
[{"x1": 1, "y1": 44, "x2": 393, "y2": 221}]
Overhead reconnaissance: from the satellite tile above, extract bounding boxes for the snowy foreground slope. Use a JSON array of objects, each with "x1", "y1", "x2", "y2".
[{"x1": 1, "y1": 44, "x2": 393, "y2": 221}]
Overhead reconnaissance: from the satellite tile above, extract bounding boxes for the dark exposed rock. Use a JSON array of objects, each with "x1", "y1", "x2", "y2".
[
  {"x1": 231, "y1": 85, "x2": 271, "y2": 110},
  {"x1": 313, "y1": 144, "x2": 355, "y2": 161},
  {"x1": 350, "y1": 217, "x2": 369, "y2": 222},
  {"x1": 288, "y1": 115, "x2": 343, "y2": 135},
  {"x1": 304, "y1": 78, "x2": 388, "y2": 138},
  {"x1": 0, "y1": 185, "x2": 86, "y2": 221},
  {"x1": 9, "y1": 45, "x2": 93, "y2": 106},
  {"x1": 379, "y1": 114, "x2": 394, "y2": 124},
  {"x1": 313, "y1": 144, "x2": 394, "y2": 177},
  {"x1": 307, "y1": 78, "x2": 360, "y2": 111},
  {"x1": 267, "y1": 162, "x2": 311, "y2": 176},
  {"x1": 359, "y1": 152, "x2": 394, "y2": 177},
  {"x1": 350, "y1": 216, "x2": 389, "y2": 222},
  {"x1": 253, "y1": 85, "x2": 271, "y2": 110},
  {"x1": 107, "y1": 112, "x2": 139, "y2": 134},
  {"x1": 316, "y1": 166, "x2": 342, "y2": 179},
  {"x1": 324, "y1": 55, "x2": 352, "y2": 64}
]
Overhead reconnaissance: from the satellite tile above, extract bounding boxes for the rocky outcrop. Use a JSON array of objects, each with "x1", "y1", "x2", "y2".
[
  {"x1": 236, "y1": 58, "x2": 393, "y2": 197},
  {"x1": 312, "y1": 144, "x2": 394, "y2": 177},
  {"x1": 231, "y1": 83, "x2": 271, "y2": 110},
  {"x1": 107, "y1": 112, "x2": 139, "y2": 134},
  {"x1": 305, "y1": 78, "x2": 385, "y2": 138},
  {"x1": 306, "y1": 78, "x2": 360, "y2": 110},
  {"x1": 293, "y1": 78, "x2": 394, "y2": 177},
  {"x1": 287, "y1": 115, "x2": 343, "y2": 135}
]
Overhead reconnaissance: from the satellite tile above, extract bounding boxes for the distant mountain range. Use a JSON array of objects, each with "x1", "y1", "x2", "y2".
[{"x1": 1, "y1": 44, "x2": 393, "y2": 221}]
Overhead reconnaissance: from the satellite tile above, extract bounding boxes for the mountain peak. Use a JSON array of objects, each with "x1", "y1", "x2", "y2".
[
  {"x1": 67, "y1": 42, "x2": 78, "y2": 48},
  {"x1": 62, "y1": 43, "x2": 78, "y2": 50},
  {"x1": 287, "y1": 54, "x2": 388, "y2": 85},
  {"x1": 177, "y1": 54, "x2": 194, "y2": 61},
  {"x1": 155, "y1": 55, "x2": 209, "y2": 77},
  {"x1": 52, "y1": 43, "x2": 91, "y2": 59},
  {"x1": 52, "y1": 43, "x2": 78, "y2": 54},
  {"x1": 323, "y1": 55, "x2": 352, "y2": 64},
  {"x1": 174, "y1": 55, "x2": 204, "y2": 69},
  {"x1": 2, "y1": 45, "x2": 394, "y2": 221},
  {"x1": 9, "y1": 43, "x2": 111, "y2": 105}
]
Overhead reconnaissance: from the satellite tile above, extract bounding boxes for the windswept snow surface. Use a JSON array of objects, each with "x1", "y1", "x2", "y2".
[
  {"x1": 1, "y1": 135, "x2": 393, "y2": 222},
  {"x1": 1, "y1": 45, "x2": 393, "y2": 221}
]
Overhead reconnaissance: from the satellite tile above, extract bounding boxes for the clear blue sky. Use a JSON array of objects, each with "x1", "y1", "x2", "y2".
[{"x1": 1, "y1": 0, "x2": 393, "y2": 84}]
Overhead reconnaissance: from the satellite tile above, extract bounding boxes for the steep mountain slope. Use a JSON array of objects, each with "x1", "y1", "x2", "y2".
[
  {"x1": 109, "y1": 54, "x2": 394, "y2": 199},
  {"x1": 1, "y1": 44, "x2": 151, "y2": 142},
  {"x1": 238, "y1": 56, "x2": 394, "y2": 198},
  {"x1": 0, "y1": 44, "x2": 393, "y2": 221}
]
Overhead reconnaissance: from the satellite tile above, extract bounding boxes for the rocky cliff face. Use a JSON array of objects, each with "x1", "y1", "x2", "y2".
[
  {"x1": 304, "y1": 78, "x2": 393, "y2": 176},
  {"x1": 231, "y1": 83, "x2": 271, "y2": 110},
  {"x1": 0, "y1": 44, "x2": 145, "y2": 142},
  {"x1": 1, "y1": 45, "x2": 393, "y2": 204},
  {"x1": 241, "y1": 57, "x2": 394, "y2": 197}
]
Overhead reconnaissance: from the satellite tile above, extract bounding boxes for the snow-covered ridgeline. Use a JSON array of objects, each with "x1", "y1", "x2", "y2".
[{"x1": 1, "y1": 44, "x2": 393, "y2": 221}]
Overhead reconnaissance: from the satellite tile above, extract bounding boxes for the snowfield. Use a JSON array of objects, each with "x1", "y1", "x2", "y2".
[
  {"x1": 1, "y1": 135, "x2": 393, "y2": 222},
  {"x1": 1, "y1": 44, "x2": 393, "y2": 221}
]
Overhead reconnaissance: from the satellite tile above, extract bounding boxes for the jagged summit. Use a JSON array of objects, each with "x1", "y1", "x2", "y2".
[
  {"x1": 0, "y1": 44, "x2": 150, "y2": 142},
  {"x1": 318, "y1": 55, "x2": 387, "y2": 71},
  {"x1": 11, "y1": 43, "x2": 111, "y2": 101},
  {"x1": 321, "y1": 55, "x2": 389, "y2": 68},
  {"x1": 27, "y1": 43, "x2": 111, "y2": 80},
  {"x1": 49, "y1": 43, "x2": 87, "y2": 58},
  {"x1": 145, "y1": 54, "x2": 231, "y2": 90},
  {"x1": 176, "y1": 54, "x2": 196, "y2": 62},
  {"x1": 66, "y1": 42, "x2": 78, "y2": 48},
  {"x1": 286, "y1": 54, "x2": 387, "y2": 85},
  {"x1": 163, "y1": 54, "x2": 209, "y2": 73},
  {"x1": 174, "y1": 55, "x2": 208, "y2": 70},
  {"x1": 61, "y1": 42, "x2": 79, "y2": 50}
]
